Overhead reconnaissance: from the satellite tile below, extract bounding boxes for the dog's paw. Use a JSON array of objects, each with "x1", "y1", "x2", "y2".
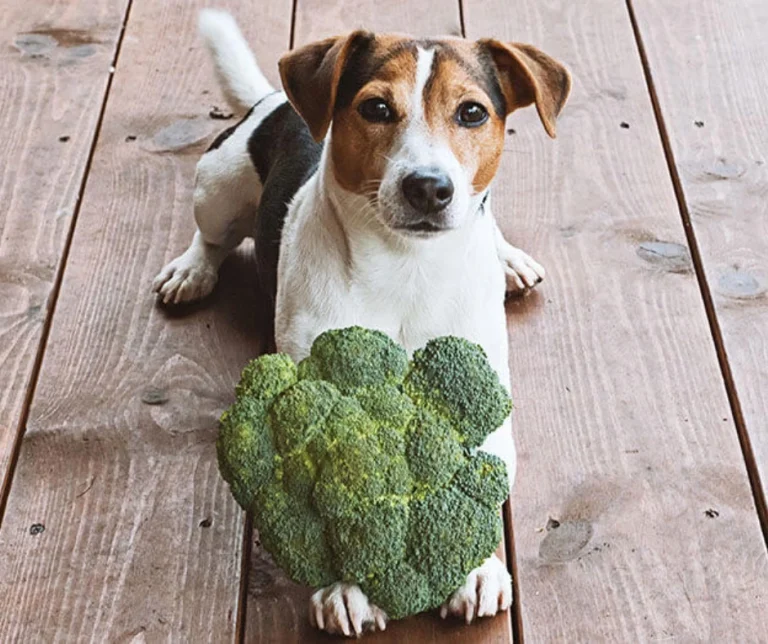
[
  {"x1": 152, "y1": 251, "x2": 218, "y2": 305},
  {"x1": 309, "y1": 583, "x2": 387, "y2": 638},
  {"x1": 440, "y1": 555, "x2": 512, "y2": 624},
  {"x1": 497, "y1": 241, "x2": 545, "y2": 294}
]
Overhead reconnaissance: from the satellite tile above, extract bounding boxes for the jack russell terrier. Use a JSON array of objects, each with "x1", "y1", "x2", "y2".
[{"x1": 153, "y1": 9, "x2": 570, "y2": 637}]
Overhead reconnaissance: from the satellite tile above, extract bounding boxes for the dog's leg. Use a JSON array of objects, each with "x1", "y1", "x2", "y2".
[
  {"x1": 440, "y1": 554, "x2": 512, "y2": 623},
  {"x1": 152, "y1": 230, "x2": 236, "y2": 305},
  {"x1": 152, "y1": 198, "x2": 251, "y2": 305},
  {"x1": 494, "y1": 220, "x2": 545, "y2": 294},
  {"x1": 308, "y1": 583, "x2": 387, "y2": 637},
  {"x1": 153, "y1": 131, "x2": 259, "y2": 304}
]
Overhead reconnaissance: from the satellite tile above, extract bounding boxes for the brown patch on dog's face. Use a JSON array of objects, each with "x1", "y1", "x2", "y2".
[
  {"x1": 421, "y1": 43, "x2": 507, "y2": 193},
  {"x1": 329, "y1": 37, "x2": 511, "y2": 206},
  {"x1": 329, "y1": 39, "x2": 416, "y2": 196}
]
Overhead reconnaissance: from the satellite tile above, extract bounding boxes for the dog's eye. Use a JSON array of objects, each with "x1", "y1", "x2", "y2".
[
  {"x1": 358, "y1": 98, "x2": 394, "y2": 123},
  {"x1": 456, "y1": 102, "x2": 489, "y2": 127}
]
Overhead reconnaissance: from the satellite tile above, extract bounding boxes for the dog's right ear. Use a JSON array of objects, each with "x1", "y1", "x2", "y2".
[{"x1": 279, "y1": 31, "x2": 373, "y2": 142}]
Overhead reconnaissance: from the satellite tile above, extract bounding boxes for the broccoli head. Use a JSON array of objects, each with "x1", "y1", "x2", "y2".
[
  {"x1": 217, "y1": 327, "x2": 512, "y2": 620},
  {"x1": 404, "y1": 336, "x2": 512, "y2": 448}
]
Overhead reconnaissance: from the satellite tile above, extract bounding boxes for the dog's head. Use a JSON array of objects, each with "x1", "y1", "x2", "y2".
[{"x1": 279, "y1": 34, "x2": 570, "y2": 237}]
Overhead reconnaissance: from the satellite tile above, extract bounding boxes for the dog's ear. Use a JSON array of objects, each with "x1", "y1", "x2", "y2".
[
  {"x1": 279, "y1": 31, "x2": 373, "y2": 142},
  {"x1": 480, "y1": 39, "x2": 571, "y2": 138}
]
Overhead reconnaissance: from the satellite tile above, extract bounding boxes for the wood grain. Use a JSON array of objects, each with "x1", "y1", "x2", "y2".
[
  {"x1": 463, "y1": 0, "x2": 768, "y2": 640},
  {"x1": 0, "y1": 0, "x2": 129, "y2": 513},
  {"x1": 630, "y1": 0, "x2": 768, "y2": 523},
  {"x1": 293, "y1": 0, "x2": 463, "y2": 41},
  {"x1": 242, "y1": 1, "x2": 513, "y2": 642},
  {"x1": 0, "y1": 0, "x2": 290, "y2": 640}
]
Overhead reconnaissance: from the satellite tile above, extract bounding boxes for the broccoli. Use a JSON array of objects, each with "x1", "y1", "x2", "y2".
[{"x1": 218, "y1": 327, "x2": 512, "y2": 620}]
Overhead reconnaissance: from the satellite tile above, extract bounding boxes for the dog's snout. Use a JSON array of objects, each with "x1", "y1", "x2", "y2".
[{"x1": 401, "y1": 168, "x2": 454, "y2": 214}]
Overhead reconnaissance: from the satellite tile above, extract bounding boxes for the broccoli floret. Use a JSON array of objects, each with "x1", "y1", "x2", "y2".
[
  {"x1": 331, "y1": 498, "x2": 408, "y2": 582},
  {"x1": 454, "y1": 451, "x2": 509, "y2": 508},
  {"x1": 236, "y1": 353, "x2": 297, "y2": 401},
  {"x1": 217, "y1": 397, "x2": 274, "y2": 509},
  {"x1": 314, "y1": 431, "x2": 391, "y2": 519},
  {"x1": 279, "y1": 449, "x2": 317, "y2": 497},
  {"x1": 217, "y1": 327, "x2": 512, "y2": 621},
  {"x1": 355, "y1": 384, "x2": 416, "y2": 434},
  {"x1": 254, "y1": 482, "x2": 336, "y2": 588},
  {"x1": 299, "y1": 326, "x2": 409, "y2": 393},
  {"x1": 406, "y1": 410, "x2": 464, "y2": 489},
  {"x1": 406, "y1": 487, "x2": 503, "y2": 602},
  {"x1": 404, "y1": 336, "x2": 512, "y2": 448},
  {"x1": 365, "y1": 561, "x2": 432, "y2": 618},
  {"x1": 270, "y1": 379, "x2": 340, "y2": 454}
]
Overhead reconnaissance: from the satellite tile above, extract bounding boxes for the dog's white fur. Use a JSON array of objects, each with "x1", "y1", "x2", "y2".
[{"x1": 154, "y1": 9, "x2": 546, "y2": 636}]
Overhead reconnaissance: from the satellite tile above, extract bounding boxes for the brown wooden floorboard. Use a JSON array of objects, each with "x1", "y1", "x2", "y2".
[
  {"x1": 0, "y1": 0, "x2": 129, "y2": 515},
  {"x1": 629, "y1": 0, "x2": 768, "y2": 536},
  {"x1": 240, "y1": 1, "x2": 513, "y2": 642},
  {"x1": 0, "y1": 0, "x2": 289, "y2": 640},
  {"x1": 463, "y1": 0, "x2": 768, "y2": 640}
]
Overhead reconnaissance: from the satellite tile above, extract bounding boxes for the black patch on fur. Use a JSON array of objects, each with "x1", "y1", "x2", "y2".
[
  {"x1": 459, "y1": 43, "x2": 507, "y2": 117},
  {"x1": 474, "y1": 50, "x2": 508, "y2": 117},
  {"x1": 480, "y1": 191, "x2": 489, "y2": 213},
  {"x1": 334, "y1": 33, "x2": 381, "y2": 111},
  {"x1": 207, "y1": 91, "x2": 281, "y2": 152},
  {"x1": 248, "y1": 101, "x2": 322, "y2": 302}
]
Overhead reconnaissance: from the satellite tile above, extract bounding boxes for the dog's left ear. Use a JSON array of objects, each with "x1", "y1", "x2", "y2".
[
  {"x1": 480, "y1": 39, "x2": 571, "y2": 138},
  {"x1": 279, "y1": 31, "x2": 374, "y2": 142}
]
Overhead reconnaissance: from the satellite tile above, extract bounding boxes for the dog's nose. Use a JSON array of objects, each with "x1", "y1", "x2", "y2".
[{"x1": 401, "y1": 168, "x2": 454, "y2": 214}]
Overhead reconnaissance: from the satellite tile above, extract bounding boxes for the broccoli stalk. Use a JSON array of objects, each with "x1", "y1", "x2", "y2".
[{"x1": 217, "y1": 326, "x2": 512, "y2": 620}]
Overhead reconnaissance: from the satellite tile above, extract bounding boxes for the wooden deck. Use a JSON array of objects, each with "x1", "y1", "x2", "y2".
[{"x1": 1, "y1": 0, "x2": 766, "y2": 641}]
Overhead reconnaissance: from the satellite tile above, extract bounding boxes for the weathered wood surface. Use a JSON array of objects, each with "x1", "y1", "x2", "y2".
[
  {"x1": 242, "y1": 1, "x2": 514, "y2": 642},
  {"x1": 0, "y1": 0, "x2": 129, "y2": 513},
  {"x1": 631, "y1": 0, "x2": 768, "y2": 523},
  {"x1": 0, "y1": 0, "x2": 289, "y2": 640},
  {"x1": 464, "y1": 0, "x2": 768, "y2": 641},
  {"x1": 2, "y1": 0, "x2": 767, "y2": 642}
]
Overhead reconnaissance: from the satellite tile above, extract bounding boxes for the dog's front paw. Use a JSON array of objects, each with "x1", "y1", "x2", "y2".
[
  {"x1": 440, "y1": 555, "x2": 512, "y2": 624},
  {"x1": 497, "y1": 241, "x2": 545, "y2": 294},
  {"x1": 309, "y1": 583, "x2": 387, "y2": 638},
  {"x1": 152, "y1": 252, "x2": 218, "y2": 305}
]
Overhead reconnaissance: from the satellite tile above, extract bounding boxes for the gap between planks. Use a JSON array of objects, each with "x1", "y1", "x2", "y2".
[
  {"x1": 236, "y1": 513, "x2": 254, "y2": 643},
  {"x1": 0, "y1": 0, "x2": 137, "y2": 528},
  {"x1": 625, "y1": 0, "x2": 768, "y2": 548}
]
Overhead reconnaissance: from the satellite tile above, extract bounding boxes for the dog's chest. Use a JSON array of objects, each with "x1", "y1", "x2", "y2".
[
  {"x1": 349, "y1": 251, "x2": 468, "y2": 347},
  {"x1": 276, "y1": 214, "x2": 504, "y2": 361}
]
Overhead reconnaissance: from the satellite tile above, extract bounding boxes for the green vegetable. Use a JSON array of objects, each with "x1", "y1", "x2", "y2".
[{"x1": 218, "y1": 326, "x2": 512, "y2": 619}]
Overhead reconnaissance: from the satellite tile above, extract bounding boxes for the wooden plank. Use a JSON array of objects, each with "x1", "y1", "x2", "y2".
[
  {"x1": 463, "y1": 0, "x2": 768, "y2": 641},
  {"x1": 629, "y1": 0, "x2": 768, "y2": 526},
  {"x1": 293, "y1": 0, "x2": 463, "y2": 41},
  {"x1": 0, "y1": 0, "x2": 129, "y2": 510},
  {"x1": 0, "y1": 0, "x2": 291, "y2": 640},
  {"x1": 242, "y1": 1, "x2": 513, "y2": 642}
]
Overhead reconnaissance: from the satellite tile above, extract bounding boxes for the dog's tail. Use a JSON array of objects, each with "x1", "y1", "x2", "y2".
[{"x1": 198, "y1": 9, "x2": 275, "y2": 109}]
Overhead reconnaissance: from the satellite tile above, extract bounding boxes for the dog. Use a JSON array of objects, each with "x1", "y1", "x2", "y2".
[{"x1": 153, "y1": 9, "x2": 570, "y2": 637}]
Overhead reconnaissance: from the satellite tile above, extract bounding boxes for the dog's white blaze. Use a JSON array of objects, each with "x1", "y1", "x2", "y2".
[
  {"x1": 411, "y1": 46, "x2": 435, "y2": 122},
  {"x1": 378, "y1": 45, "x2": 473, "y2": 228}
]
